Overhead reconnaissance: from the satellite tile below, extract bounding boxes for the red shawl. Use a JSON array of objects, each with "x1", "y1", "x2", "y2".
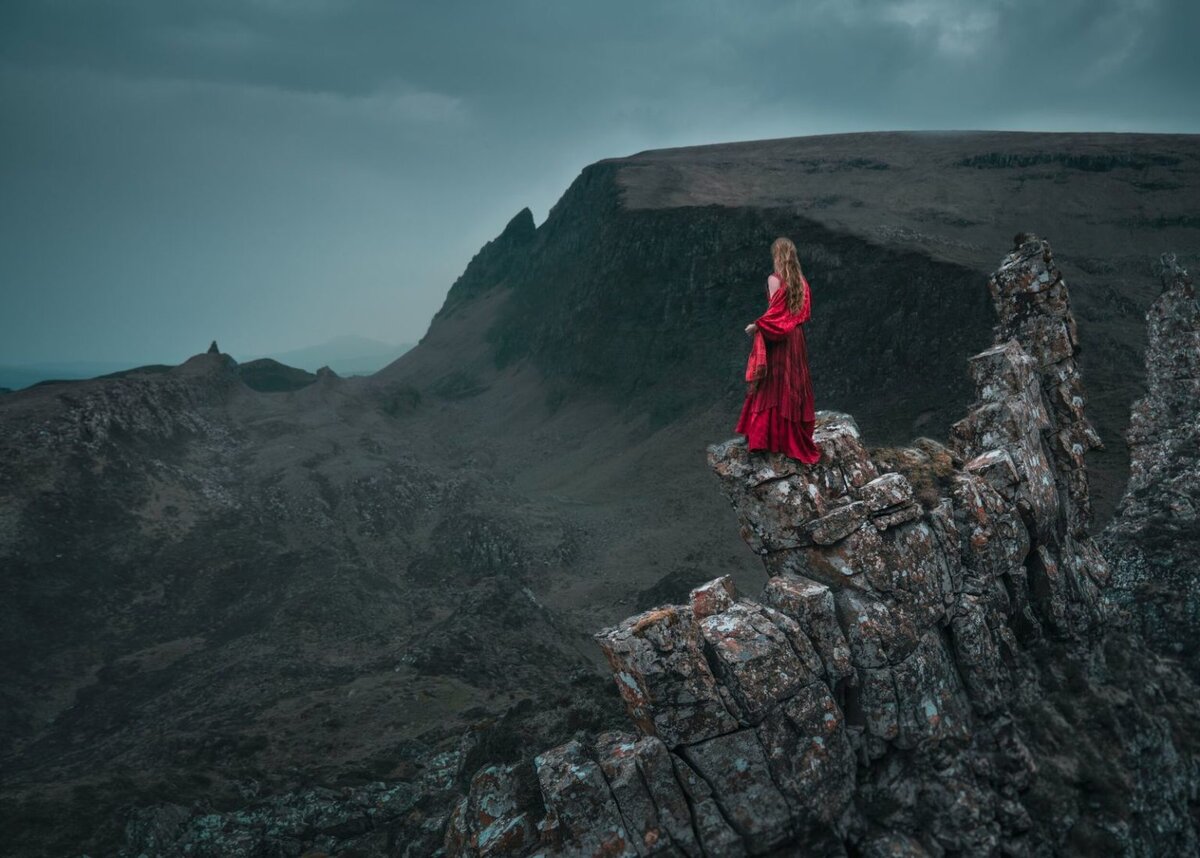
[
  {"x1": 744, "y1": 274, "x2": 809, "y2": 391},
  {"x1": 745, "y1": 330, "x2": 767, "y2": 387}
]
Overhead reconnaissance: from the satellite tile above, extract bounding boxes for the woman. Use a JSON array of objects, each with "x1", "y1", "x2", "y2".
[{"x1": 735, "y1": 237, "x2": 821, "y2": 464}]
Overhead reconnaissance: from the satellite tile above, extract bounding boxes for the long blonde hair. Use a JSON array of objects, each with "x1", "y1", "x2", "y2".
[{"x1": 771, "y1": 237, "x2": 808, "y2": 315}]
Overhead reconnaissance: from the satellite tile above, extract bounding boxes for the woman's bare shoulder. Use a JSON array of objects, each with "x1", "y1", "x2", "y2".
[{"x1": 767, "y1": 273, "x2": 782, "y2": 296}]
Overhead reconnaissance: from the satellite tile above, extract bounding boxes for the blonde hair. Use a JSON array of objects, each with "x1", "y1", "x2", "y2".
[{"x1": 771, "y1": 237, "x2": 809, "y2": 315}]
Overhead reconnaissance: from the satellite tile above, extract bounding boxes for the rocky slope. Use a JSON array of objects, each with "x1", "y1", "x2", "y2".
[
  {"x1": 0, "y1": 354, "x2": 626, "y2": 857},
  {"x1": 1100, "y1": 257, "x2": 1200, "y2": 672},
  {"x1": 441, "y1": 236, "x2": 1200, "y2": 857}
]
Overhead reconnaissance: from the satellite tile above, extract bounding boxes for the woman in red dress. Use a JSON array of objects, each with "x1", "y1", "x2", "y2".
[{"x1": 735, "y1": 237, "x2": 821, "y2": 464}]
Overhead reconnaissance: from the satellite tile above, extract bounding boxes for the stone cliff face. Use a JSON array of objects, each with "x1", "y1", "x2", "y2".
[
  {"x1": 421, "y1": 162, "x2": 997, "y2": 441},
  {"x1": 1101, "y1": 257, "x2": 1200, "y2": 670},
  {"x1": 443, "y1": 236, "x2": 1200, "y2": 857}
]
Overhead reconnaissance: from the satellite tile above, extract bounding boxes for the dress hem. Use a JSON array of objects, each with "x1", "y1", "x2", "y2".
[{"x1": 734, "y1": 404, "x2": 821, "y2": 465}]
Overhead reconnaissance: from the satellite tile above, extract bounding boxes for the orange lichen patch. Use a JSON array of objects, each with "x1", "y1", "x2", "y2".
[
  {"x1": 630, "y1": 606, "x2": 678, "y2": 635},
  {"x1": 474, "y1": 813, "x2": 533, "y2": 854},
  {"x1": 596, "y1": 831, "x2": 635, "y2": 856}
]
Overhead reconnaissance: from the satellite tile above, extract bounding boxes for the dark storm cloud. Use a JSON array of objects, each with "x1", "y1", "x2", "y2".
[{"x1": 1, "y1": 0, "x2": 1196, "y2": 365}]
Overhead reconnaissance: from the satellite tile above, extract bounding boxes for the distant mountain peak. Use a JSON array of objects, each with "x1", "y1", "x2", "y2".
[
  {"x1": 428, "y1": 206, "x2": 538, "y2": 327},
  {"x1": 502, "y1": 206, "x2": 536, "y2": 240}
]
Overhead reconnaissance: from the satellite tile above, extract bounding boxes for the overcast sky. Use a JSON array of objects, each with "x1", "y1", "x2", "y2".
[{"x1": 2, "y1": 0, "x2": 1197, "y2": 365}]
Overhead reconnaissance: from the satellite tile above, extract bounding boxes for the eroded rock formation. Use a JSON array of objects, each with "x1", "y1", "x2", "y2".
[
  {"x1": 444, "y1": 236, "x2": 1200, "y2": 857},
  {"x1": 1101, "y1": 256, "x2": 1200, "y2": 670}
]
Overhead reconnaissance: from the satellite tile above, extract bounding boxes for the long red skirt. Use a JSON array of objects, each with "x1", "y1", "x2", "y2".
[
  {"x1": 735, "y1": 402, "x2": 821, "y2": 464},
  {"x1": 735, "y1": 319, "x2": 821, "y2": 464}
]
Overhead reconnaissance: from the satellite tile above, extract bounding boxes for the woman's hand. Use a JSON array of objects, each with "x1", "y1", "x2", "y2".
[{"x1": 745, "y1": 322, "x2": 757, "y2": 336}]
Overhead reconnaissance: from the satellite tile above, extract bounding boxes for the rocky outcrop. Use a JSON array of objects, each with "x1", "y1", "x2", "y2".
[
  {"x1": 444, "y1": 236, "x2": 1200, "y2": 857},
  {"x1": 431, "y1": 207, "x2": 537, "y2": 326},
  {"x1": 1101, "y1": 256, "x2": 1200, "y2": 669}
]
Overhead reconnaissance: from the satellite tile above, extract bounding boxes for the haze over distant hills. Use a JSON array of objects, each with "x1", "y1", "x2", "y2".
[
  {"x1": 0, "y1": 360, "x2": 148, "y2": 392},
  {"x1": 0, "y1": 335, "x2": 413, "y2": 391},
  {"x1": 246, "y1": 335, "x2": 414, "y2": 376}
]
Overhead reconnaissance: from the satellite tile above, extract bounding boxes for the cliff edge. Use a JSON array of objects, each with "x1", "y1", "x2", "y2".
[{"x1": 443, "y1": 236, "x2": 1200, "y2": 857}]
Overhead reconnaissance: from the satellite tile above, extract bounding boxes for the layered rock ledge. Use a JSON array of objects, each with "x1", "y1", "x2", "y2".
[{"x1": 445, "y1": 237, "x2": 1200, "y2": 857}]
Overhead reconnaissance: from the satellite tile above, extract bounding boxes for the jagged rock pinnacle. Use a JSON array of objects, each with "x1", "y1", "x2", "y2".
[
  {"x1": 967, "y1": 233, "x2": 1103, "y2": 537},
  {"x1": 501, "y1": 206, "x2": 536, "y2": 241},
  {"x1": 207, "y1": 340, "x2": 220, "y2": 354},
  {"x1": 1101, "y1": 253, "x2": 1200, "y2": 669}
]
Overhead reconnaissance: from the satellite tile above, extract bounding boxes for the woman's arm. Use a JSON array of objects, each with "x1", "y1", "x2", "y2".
[
  {"x1": 754, "y1": 285, "x2": 799, "y2": 341},
  {"x1": 745, "y1": 275, "x2": 786, "y2": 337}
]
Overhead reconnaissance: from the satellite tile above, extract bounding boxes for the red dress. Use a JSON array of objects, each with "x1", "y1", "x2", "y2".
[{"x1": 735, "y1": 272, "x2": 820, "y2": 464}]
